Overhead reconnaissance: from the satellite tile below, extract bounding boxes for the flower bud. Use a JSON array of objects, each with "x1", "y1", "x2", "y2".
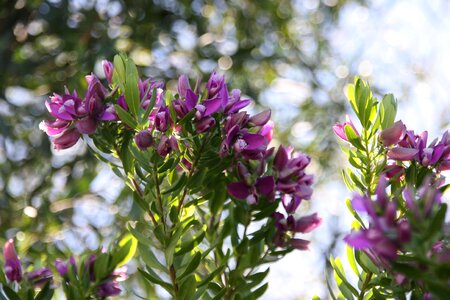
[
  {"x1": 135, "y1": 130, "x2": 153, "y2": 150},
  {"x1": 53, "y1": 128, "x2": 81, "y2": 150},
  {"x1": 380, "y1": 120, "x2": 405, "y2": 146},
  {"x1": 4, "y1": 239, "x2": 22, "y2": 282},
  {"x1": 26, "y1": 267, "x2": 53, "y2": 288},
  {"x1": 102, "y1": 60, "x2": 114, "y2": 84}
]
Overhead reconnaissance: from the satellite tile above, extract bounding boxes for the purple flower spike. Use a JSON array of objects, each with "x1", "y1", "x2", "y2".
[
  {"x1": 53, "y1": 128, "x2": 81, "y2": 150},
  {"x1": 4, "y1": 239, "x2": 22, "y2": 283},
  {"x1": 135, "y1": 130, "x2": 154, "y2": 150},
  {"x1": 26, "y1": 267, "x2": 53, "y2": 288},
  {"x1": 102, "y1": 60, "x2": 114, "y2": 84}
]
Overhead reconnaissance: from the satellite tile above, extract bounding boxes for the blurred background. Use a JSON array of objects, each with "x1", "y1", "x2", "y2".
[{"x1": 1, "y1": 0, "x2": 449, "y2": 298}]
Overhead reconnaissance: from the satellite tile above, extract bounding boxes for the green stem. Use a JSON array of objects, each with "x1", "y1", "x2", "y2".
[
  {"x1": 131, "y1": 177, "x2": 157, "y2": 226},
  {"x1": 358, "y1": 272, "x2": 373, "y2": 300},
  {"x1": 153, "y1": 165, "x2": 166, "y2": 230},
  {"x1": 170, "y1": 264, "x2": 180, "y2": 299},
  {"x1": 177, "y1": 132, "x2": 212, "y2": 215}
]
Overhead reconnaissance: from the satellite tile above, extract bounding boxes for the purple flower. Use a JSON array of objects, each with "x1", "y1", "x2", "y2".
[
  {"x1": 333, "y1": 115, "x2": 359, "y2": 142},
  {"x1": 206, "y1": 71, "x2": 227, "y2": 105},
  {"x1": 177, "y1": 74, "x2": 191, "y2": 99},
  {"x1": 96, "y1": 266, "x2": 127, "y2": 297},
  {"x1": 75, "y1": 116, "x2": 97, "y2": 134},
  {"x1": 55, "y1": 257, "x2": 77, "y2": 277},
  {"x1": 227, "y1": 176, "x2": 275, "y2": 205},
  {"x1": 97, "y1": 280, "x2": 121, "y2": 297},
  {"x1": 259, "y1": 120, "x2": 274, "y2": 143},
  {"x1": 380, "y1": 120, "x2": 406, "y2": 146},
  {"x1": 3, "y1": 239, "x2": 22, "y2": 282},
  {"x1": 273, "y1": 146, "x2": 313, "y2": 210},
  {"x1": 224, "y1": 89, "x2": 251, "y2": 114},
  {"x1": 287, "y1": 213, "x2": 322, "y2": 233},
  {"x1": 135, "y1": 130, "x2": 154, "y2": 150},
  {"x1": 387, "y1": 147, "x2": 419, "y2": 161},
  {"x1": 154, "y1": 106, "x2": 171, "y2": 132},
  {"x1": 102, "y1": 60, "x2": 114, "y2": 84},
  {"x1": 39, "y1": 119, "x2": 71, "y2": 136},
  {"x1": 345, "y1": 176, "x2": 412, "y2": 262},
  {"x1": 26, "y1": 267, "x2": 53, "y2": 288},
  {"x1": 156, "y1": 135, "x2": 178, "y2": 157},
  {"x1": 195, "y1": 116, "x2": 216, "y2": 133},
  {"x1": 248, "y1": 110, "x2": 271, "y2": 127},
  {"x1": 52, "y1": 128, "x2": 81, "y2": 150}
]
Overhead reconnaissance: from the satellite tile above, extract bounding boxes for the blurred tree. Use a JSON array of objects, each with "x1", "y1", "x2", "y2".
[{"x1": 0, "y1": 0, "x2": 365, "y2": 297}]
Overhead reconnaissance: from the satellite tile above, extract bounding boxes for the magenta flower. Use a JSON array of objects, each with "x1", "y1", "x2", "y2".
[
  {"x1": 227, "y1": 176, "x2": 275, "y2": 205},
  {"x1": 224, "y1": 89, "x2": 251, "y2": 114},
  {"x1": 380, "y1": 120, "x2": 406, "y2": 147},
  {"x1": 259, "y1": 120, "x2": 274, "y2": 143},
  {"x1": 206, "y1": 71, "x2": 228, "y2": 107},
  {"x1": 287, "y1": 213, "x2": 322, "y2": 233},
  {"x1": 52, "y1": 128, "x2": 81, "y2": 150},
  {"x1": 154, "y1": 106, "x2": 171, "y2": 132},
  {"x1": 26, "y1": 267, "x2": 53, "y2": 288},
  {"x1": 345, "y1": 176, "x2": 412, "y2": 262},
  {"x1": 4, "y1": 239, "x2": 22, "y2": 282},
  {"x1": 273, "y1": 146, "x2": 313, "y2": 204},
  {"x1": 156, "y1": 135, "x2": 178, "y2": 157},
  {"x1": 55, "y1": 256, "x2": 76, "y2": 277},
  {"x1": 102, "y1": 60, "x2": 114, "y2": 84},
  {"x1": 333, "y1": 115, "x2": 359, "y2": 142},
  {"x1": 97, "y1": 267, "x2": 127, "y2": 297}
]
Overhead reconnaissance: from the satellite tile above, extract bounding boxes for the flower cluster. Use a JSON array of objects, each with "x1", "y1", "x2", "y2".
[
  {"x1": 3, "y1": 240, "x2": 126, "y2": 298},
  {"x1": 380, "y1": 120, "x2": 450, "y2": 171},
  {"x1": 41, "y1": 58, "x2": 320, "y2": 252},
  {"x1": 3, "y1": 239, "x2": 53, "y2": 287},
  {"x1": 344, "y1": 176, "x2": 411, "y2": 264}
]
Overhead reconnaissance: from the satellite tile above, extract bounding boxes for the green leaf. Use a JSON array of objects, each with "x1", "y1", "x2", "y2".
[
  {"x1": 125, "y1": 58, "x2": 140, "y2": 116},
  {"x1": 379, "y1": 94, "x2": 397, "y2": 130},
  {"x1": 139, "y1": 268, "x2": 173, "y2": 293},
  {"x1": 141, "y1": 87, "x2": 157, "y2": 124},
  {"x1": 178, "y1": 252, "x2": 201, "y2": 280},
  {"x1": 344, "y1": 125, "x2": 363, "y2": 149},
  {"x1": 128, "y1": 222, "x2": 152, "y2": 247},
  {"x1": 114, "y1": 104, "x2": 138, "y2": 129},
  {"x1": 34, "y1": 282, "x2": 54, "y2": 300},
  {"x1": 113, "y1": 54, "x2": 126, "y2": 91},
  {"x1": 428, "y1": 203, "x2": 447, "y2": 241},
  {"x1": 1, "y1": 286, "x2": 21, "y2": 300},
  {"x1": 176, "y1": 230, "x2": 205, "y2": 256},
  {"x1": 162, "y1": 173, "x2": 187, "y2": 195},
  {"x1": 116, "y1": 234, "x2": 138, "y2": 266},
  {"x1": 355, "y1": 251, "x2": 379, "y2": 274},
  {"x1": 330, "y1": 256, "x2": 359, "y2": 297},
  {"x1": 346, "y1": 245, "x2": 360, "y2": 277},
  {"x1": 94, "y1": 253, "x2": 110, "y2": 282},
  {"x1": 138, "y1": 244, "x2": 167, "y2": 272},
  {"x1": 179, "y1": 275, "x2": 196, "y2": 300}
]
